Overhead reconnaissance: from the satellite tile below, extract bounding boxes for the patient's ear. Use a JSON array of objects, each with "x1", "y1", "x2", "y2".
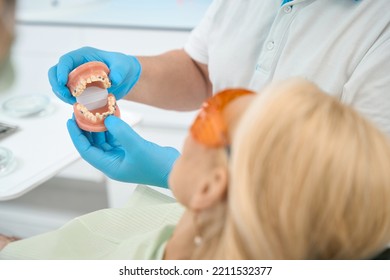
[{"x1": 189, "y1": 166, "x2": 228, "y2": 211}]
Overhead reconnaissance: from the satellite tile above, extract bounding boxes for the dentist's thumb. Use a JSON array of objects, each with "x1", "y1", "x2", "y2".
[{"x1": 104, "y1": 116, "x2": 144, "y2": 149}]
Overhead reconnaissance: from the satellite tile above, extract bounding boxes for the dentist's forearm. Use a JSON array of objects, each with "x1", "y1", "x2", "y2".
[{"x1": 124, "y1": 49, "x2": 212, "y2": 111}]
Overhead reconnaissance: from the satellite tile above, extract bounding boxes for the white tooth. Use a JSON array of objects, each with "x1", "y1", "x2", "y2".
[
  {"x1": 91, "y1": 76, "x2": 97, "y2": 82},
  {"x1": 108, "y1": 96, "x2": 115, "y2": 105},
  {"x1": 87, "y1": 78, "x2": 92, "y2": 83},
  {"x1": 88, "y1": 113, "x2": 95, "y2": 122},
  {"x1": 78, "y1": 98, "x2": 117, "y2": 122}
]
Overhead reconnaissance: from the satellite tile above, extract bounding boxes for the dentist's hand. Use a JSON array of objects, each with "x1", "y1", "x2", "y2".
[
  {"x1": 49, "y1": 47, "x2": 141, "y2": 105},
  {"x1": 67, "y1": 115, "x2": 180, "y2": 188}
]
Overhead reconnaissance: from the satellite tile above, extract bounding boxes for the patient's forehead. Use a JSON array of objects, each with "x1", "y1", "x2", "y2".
[
  {"x1": 185, "y1": 134, "x2": 221, "y2": 159},
  {"x1": 223, "y1": 95, "x2": 256, "y2": 142}
]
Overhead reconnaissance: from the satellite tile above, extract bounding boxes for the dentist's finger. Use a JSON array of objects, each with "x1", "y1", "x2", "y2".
[
  {"x1": 67, "y1": 119, "x2": 106, "y2": 160},
  {"x1": 91, "y1": 131, "x2": 113, "y2": 151},
  {"x1": 57, "y1": 48, "x2": 93, "y2": 85},
  {"x1": 104, "y1": 116, "x2": 144, "y2": 150},
  {"x1": 106, "y1": 130, "x2": 121, "y2": 148},
  {"x1": 48, "y1": 66, "x2": 76, "y2": 104}
]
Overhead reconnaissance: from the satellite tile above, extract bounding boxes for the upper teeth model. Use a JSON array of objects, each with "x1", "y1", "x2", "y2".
[{"x1": 67, "y1": 61, "x2": 121, "y2": 132}]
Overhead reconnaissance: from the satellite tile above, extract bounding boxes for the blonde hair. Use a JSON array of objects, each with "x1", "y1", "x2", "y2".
[{"x1": 200, "y1": 78, "x2": 390, "y2": 259}]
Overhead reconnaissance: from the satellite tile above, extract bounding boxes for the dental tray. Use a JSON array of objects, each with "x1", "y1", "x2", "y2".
[
  {"x1": 2, "y1": 94, "x2": 50, "y2": 117},
  {"x1": 0, "y1": 146, "x2": 16, "y2": 177}
]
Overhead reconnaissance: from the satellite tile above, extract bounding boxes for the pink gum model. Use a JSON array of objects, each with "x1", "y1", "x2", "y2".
[{"x1": 67, "y1": 61, "x2": 120, "y2": 132}]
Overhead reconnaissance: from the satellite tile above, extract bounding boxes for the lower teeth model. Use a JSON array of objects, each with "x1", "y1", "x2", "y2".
[{"x1": 67, "y1": 61, "x2": 121, "y2": 132}]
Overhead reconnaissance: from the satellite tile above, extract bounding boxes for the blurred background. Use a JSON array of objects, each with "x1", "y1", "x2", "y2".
[{"x1": 0, "y1": 0, "x2": 211, "y2": 238}]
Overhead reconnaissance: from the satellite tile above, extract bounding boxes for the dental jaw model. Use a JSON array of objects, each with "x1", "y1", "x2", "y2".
[{"x1": 67, "y1": 61, "x2": 120, "y2": 132}]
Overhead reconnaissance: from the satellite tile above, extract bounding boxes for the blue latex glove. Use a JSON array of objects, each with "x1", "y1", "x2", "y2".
[
  {"x1": 66, "y1": 115, "x2": 180, "y2": 188},
  {"x1": 48, "y1": 47, "x2": 141, "y2": 104}
]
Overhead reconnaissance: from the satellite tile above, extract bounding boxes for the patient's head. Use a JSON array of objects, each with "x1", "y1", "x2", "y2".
[
  {"x1": 170, "y1": 78, "x2": 390, "y2": 259},
  {"x1": 169, "y1": 89, "x2": 255, "y2": 210},
  {"x1": 226, "y1": 79, "x2": 390, "y2": 259}
]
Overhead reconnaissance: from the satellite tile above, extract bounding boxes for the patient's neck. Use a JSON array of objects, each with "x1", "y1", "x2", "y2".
[
  {"x1": 164, "y1": 210, "x2": 197, "y2": 259},
  {"x1": 164, "y1": 203, "x2": 226, "y2": 260}
]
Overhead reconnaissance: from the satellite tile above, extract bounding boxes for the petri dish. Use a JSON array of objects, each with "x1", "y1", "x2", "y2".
[
  {"x1": 0, "y1": 147, "x2": 16, "y2": 177},
  {"x1": 2, "y1": 94, "x2": 50, "y2": 118}
]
